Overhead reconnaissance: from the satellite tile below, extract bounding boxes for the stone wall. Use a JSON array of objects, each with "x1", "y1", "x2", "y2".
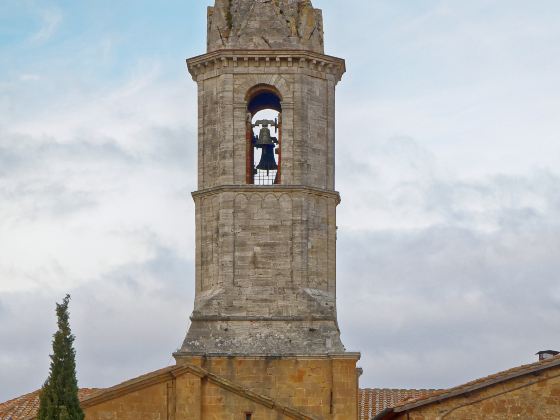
[
  {"x1": 184, "y1": 49, "x2": 346, "y2": 355},
  {"x1": 79, "y1": 357, "x2": 360, "y2": 420},
  {"x1": 184, "y1": 0, "x2": 349, "y2": 358},
  {"x1": 194, "y1": 188, "x2": 338, "y2": 308},
  {"x1": 181, "y1": 186, "x2": 344, "y2": 354},
  {"x1": 84, "y1": 382, "x2": 169, "y2": 420},
  {"x1": 82, "y1": 370, "x2": 292, "y2": 420},
  {"x1": 193, "y1": 54, "x2": 342, "y2": 190},
  {"x1": 182, "y1": 186, "x2": 342, "y2": 355},
  {"x1": 180, "y1": 355, "x2": 360, "y2": 420}
]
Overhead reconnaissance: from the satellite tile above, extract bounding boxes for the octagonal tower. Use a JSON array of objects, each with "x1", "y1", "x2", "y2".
[
  {"x1": 175, "y1": 2, "x2": 360, "y2": 417},
  {"x1": 178, "y1": 0, "x2": 348, "y2": 356}
]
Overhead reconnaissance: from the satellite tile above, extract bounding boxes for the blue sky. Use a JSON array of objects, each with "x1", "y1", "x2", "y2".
[{"x1": 1, "y1": 0, "x2": 560, "y2": 402}]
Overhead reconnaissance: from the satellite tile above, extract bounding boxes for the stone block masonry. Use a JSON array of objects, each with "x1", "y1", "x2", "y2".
[
  {"x1": 181, "y1": 0, "x2": 348, "y2": 357},
  {"x1": 174, "y1": 1, "x2": 361, "y2": 418}
]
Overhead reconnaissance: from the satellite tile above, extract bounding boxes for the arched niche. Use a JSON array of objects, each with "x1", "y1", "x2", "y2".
[{"x1": 245, "y1": 84, "x2": 283, "y2": 185}]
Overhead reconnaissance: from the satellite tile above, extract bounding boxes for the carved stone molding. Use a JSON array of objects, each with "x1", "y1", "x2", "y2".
[
  {"x1": 191, "y1": 184, "x2": 342, "y2": 205},
  {"x1": 187, "y1": 49, "x2": 346, "y2": 82}
]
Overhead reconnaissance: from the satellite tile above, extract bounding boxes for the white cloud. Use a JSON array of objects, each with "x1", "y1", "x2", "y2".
[
  {"x1": 0, "y1": 60, "x2": 197, "y2": 298},
  {"x1": 338, "y1": 201, "x2": 560, "y2": 388},
  {"x1": 334, "y1": 133, "x2": 560, "y2": 388},
  {"x1": 19, "y1": 74, "x2": 41, "y2": 82},
  {"x1": 0, "y1": 61, "x2": 198, "y2": 398},
  {"x1": 331, "y1": 0, "x2": 560, "y2": 178}
]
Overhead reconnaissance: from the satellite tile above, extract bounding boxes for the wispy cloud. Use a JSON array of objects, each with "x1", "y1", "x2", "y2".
[
  {"x1": 0, "y1": 245, "x2": 193, "y2": 399},
  {"x1": 29, "y1": 8, "x2": 63, "y2": 44},
  {"x1": 19, "y1": 74, "x2": 41, "y2": 82},
  {"x1": 0, "y1": 61, "x2": 197, "y2": 300},
  {"x1": 338, "y1": 158, "x2": 560, "y2": 388}
]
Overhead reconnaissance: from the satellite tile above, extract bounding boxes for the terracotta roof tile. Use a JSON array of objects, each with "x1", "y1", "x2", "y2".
[
  {"x1": 0, "y1": 366, "x2": 186, "y2": 420},
  {"x1": 0, "y1": 388, "x2": 99, "y2": 420},
  {"x1": 3, "y1": 384, "x2": 435, "y2": 420},
  {"x1": 359, "y1": 388, "x2": 438, "y2": 420}
]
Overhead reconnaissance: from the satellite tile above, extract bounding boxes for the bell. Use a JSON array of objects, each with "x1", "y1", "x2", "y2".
[
  {"x1": 255, "y1": 125, "x2": 275, "y2": 147},
  {"x1": 256, "y1": 144, "x2": 278, "y2": 171}
]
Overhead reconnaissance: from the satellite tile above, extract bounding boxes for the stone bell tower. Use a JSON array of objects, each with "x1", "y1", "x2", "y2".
[{"x1": 175, "y1": 1, "x2": 360, "y2": 418}]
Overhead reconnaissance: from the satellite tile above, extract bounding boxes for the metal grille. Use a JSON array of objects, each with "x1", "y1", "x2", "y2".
[{"x1": 254, "y1": 169, "x2": 277, "y2": 185}]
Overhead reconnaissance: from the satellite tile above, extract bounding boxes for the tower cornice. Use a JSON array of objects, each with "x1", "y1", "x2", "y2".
[
  {"x1": 187, "y1": 49, "x2": 346, "y2": 82},
  {"x1": 192, "y1": 185, "x2": 341, "y2": 205}
]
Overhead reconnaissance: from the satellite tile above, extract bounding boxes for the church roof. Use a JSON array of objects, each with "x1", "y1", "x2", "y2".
[
  {"x1": 358, "y1": 388, "x2": 438, "y2": 420},
  {"x1": 374, "y1": 354, "x2": 560, "y2": 419},
  {"x1": 0, "y1": 363, "x2": 317, "y2": 420},
  {"x1": 0, "y1": 388, "x2": 99, "y2": 420},
  {"x1": 0, "y1": 386, "x2": 438, "y2": 420}
]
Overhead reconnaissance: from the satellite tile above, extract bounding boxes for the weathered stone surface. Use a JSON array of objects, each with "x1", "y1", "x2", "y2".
[
  {"x1": 207, "y1": 0, "x2": 324, "y2": 53},
  {"x1": 189, "y1": 56, "x2": 343, "y2": 191},
  {"x1": 182, "y1": 355, "x2": 361, "y2": 419},
  {"x1": 76, "y1": 357, "x2": 360, "y2": 420},
  {"x1": 183, "y1": 0, "x2": 347, "y2": 358},
  {"x1": 182, "y1": 319, "x2": 344, "y2": 355},
  {"x1": 182, "y1": 0, "x2": 352, "y2": 374},
  {"x1": 179, "y1": 186, "x2": 343, "y2": 355}
]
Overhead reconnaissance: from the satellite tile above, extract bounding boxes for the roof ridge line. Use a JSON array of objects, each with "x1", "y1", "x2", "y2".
[
  {"x1": 360, "y1": 387, "x2": 442, "y2": 391},
  {"x1": 0, "y1": 389, "x2": 40, "y2": 408},
  {"x1": 24, "y1": 363, "x2": 317, "y2": 420},
  {"x1": 181, "y1": 364, "x2": 317, "y2": 420},
  {"x1": 386, "y1": 355, "x2": 560, "y2": 415}
]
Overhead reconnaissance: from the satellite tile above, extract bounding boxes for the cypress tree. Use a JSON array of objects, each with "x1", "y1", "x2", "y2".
[{"x1": 38, "y1": 295, "x2": 84, "y2": 420}]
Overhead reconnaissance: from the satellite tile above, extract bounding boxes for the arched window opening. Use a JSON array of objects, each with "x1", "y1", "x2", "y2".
[
  {"x1": 246, "y1": 86, "x2": 282, "y2": 185},
  {"x1": 251, "y1": 110, "x2": 280, "y2": 185}
]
